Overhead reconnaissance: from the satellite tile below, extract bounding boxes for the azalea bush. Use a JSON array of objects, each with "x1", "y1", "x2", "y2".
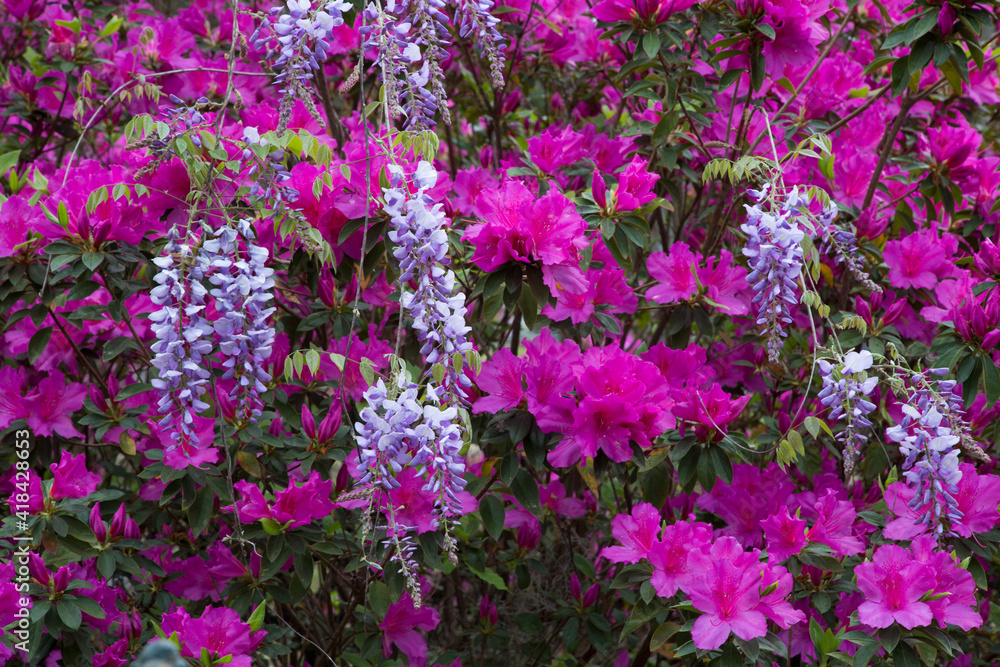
[{"x1": 3, "y1": 0, "x2": 1000, "y2": 664}]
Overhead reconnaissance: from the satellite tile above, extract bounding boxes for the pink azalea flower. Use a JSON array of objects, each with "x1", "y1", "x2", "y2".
[
  {"x1": 380, "y1": 592, "x2": 441, "y2": 667},
  {"x1": 648, "y1": 519, "x2": 713, "y2": 597},
  {"x1": 761, "y1": 507, "x2": 807, "y2": 562},
  {"x1": 647, "y1": 242, "x2": 699, "y2": 304},
  {"x1": 232, "y1": 471, "x2": 334, "y2": 529},
  {"x1": 0, "y1": 195, "x2": 36, "y2": 256},
  {"x1": 49, "y1": 451, "x2": 101, "y2": 500},
  {"x1": 464, "y1": 182, "x2": 587, "y2": 272},
  {"x1": 883, "y1": 230, "x2": 959, "y2": 290},
  {"x1": 884, "y1": 463, "x2": 1000, "y2": 540},
  {"x1": 473, "y1": 347, "x2": 526, "y2": 414},
  {"x1": 615, "y1": 156, "x2": 659, "y2": 211},
  {"x1": 21, "y1": 370, "x2": 87, "y2": 439},
  {"x1": 855, "y1": 544, "x2": 935, "y2": 629},
  {"x1": 910, "y1": 535, "x2": 983, "y2": 631},
  {"x1": 805, "y1": 490, "x2": 864, "y2": 557},
  {"x1": 601, "y1": 502, "x2": 662, "y2": 564},
  {"x1": 697, "y1": 249, "x2": 751, "y2": 315},
  {"x1": 684, "y1": 537, "x2": 769, "y2": 650},
  {"x1": 673, "y1": 383, "x2": 751, "y2": 440},
  {"x1": 591, "y1": 0, "x2": 698, "y2": 23},
  {"x1": 159, "y1": 605, "x2": 266, "y2": 667}
]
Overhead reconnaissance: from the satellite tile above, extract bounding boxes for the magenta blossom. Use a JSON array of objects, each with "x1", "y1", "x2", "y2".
[
  {"x1": 49, "y1": 451, "x2": 101, "y2": 500},
  {"x1": 648, "y1": 519, "x2": 713, "y2": 597},
  {"x1": 761, "y1": 507, "x2": 807, "y2": 563},
  {"x1": 380, "y1": 592, "x2": 441, "y2": 667},
  {"x1": 601, "y1": 502, "x2": 662, "y2": 564},
  {"x1": 231, "y1": 470, "x2": 334, "y2": 530},
  {"x1": 855, "y1": 544, "x2": 935, "y2": 629},
  {"x1": 159, "y1": 605, "x2": 266, "y2": 667}
]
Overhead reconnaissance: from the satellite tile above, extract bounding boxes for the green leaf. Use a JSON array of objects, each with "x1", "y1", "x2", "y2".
[
  {"x1": 754, "y1": 22, "x2": 776, "y2": 40},
  {"x1": 892, "y1": 641, "x2": 920, "y2": 667},
  {"x1": 102, "y1": 336, "x2": 136, "y2": 361},
  {"x1": 247, "y1": 602, "x2": 266, "y2": 632},
  {"x1": 28, "y1": 326, "x2": 53, "y2": 365},
  {"x1": 479, "y1": 494, "x2": 505, "y2": 540},
  {"x1": 0, "y1": 150, "x2": 21, "y2": 176},
  {"x1": 510, "y1": 469, "x2": 540, "y2": 515},
  {"x1": 983, "y1": 359, "x2": 1000, "y2": 406},
  {"x1": 57, "y1": 601, "x2": 82, "y2": 630},
  {"x1": 649, "y1": 622, "x2": 680, "y2": 651},
  {"x1": 469, "y1": 565, "x2": 508, "y2": 591},
  {"x1": 643, "y1": 31, "x2": 661, "y2": 59},
  {"x1": 81, "y1": 252, "x2": 104, "y2": 271},
  {"x1": 116, "y1": 382, "x2": 153, "y2": 401},
  {"x1": 97, "y1": 550, "x2": 116, "y2": 579},
  {"x1": 66, "y1": 595, "x2": 106, "y2": 620},
  {"x1": 803, "y1": 416, "x2": 822, "y2": 438},
  {"x1": 619, "y1": 599, "x2": 664, "y2": 642}
]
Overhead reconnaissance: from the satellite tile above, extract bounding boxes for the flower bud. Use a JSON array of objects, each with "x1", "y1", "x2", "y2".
[
  {"x1": 89, "y1": 385, "x2": 108, "y2": 413},
  {"x1": 583, "y1": 583, "x2": 599, "y2": 608},
  {"x1": 302, "y1": 405, "x2": 317, "y2": 440},
  {"x1": 569, "y1": 572, "x2": 582, "y2": 600},
  {"x1": 109, "y1": 503, "x2": 128, "y2": 539},
  {"x1": 592, "y1": 171, "x2": 607, "y2": 209},
  {"x1": 124, "y1": 518, "x2": 141, "y2": 540},
  {"x1": 516, "y1": 522, "x2": 540, "y2": 552},
  {"x1": 89, "y1": 503, "x2": 107, "y2": 543}
]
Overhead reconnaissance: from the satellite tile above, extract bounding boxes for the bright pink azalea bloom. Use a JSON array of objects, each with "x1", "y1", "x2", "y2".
[
  {"x1": 0, "y1": 195, "x2": 36, "y2": 256},
  {"x1": 570, "y1": 394, "x2": 641, "y2": 462},
  {"x1": 591, "y1": 0, "x2": 697, "y2": 23},
  {"x1": 855, "y1": 545, "x2": 935, "y2": 629},
  {"x1": 884, "y1": 463, "x2": 1000, "y2": 540},
  {"x1": 805, "y1": 490, "x2": 864, "y2": 557},
  {"x1": 640, "y1": 343, "x2": 714, "y2": 390},
  {"x1": 648, "y1": 519, "x2": 713, "y2": 596},
  {"x1": 159, "y1": 605, "x2": 266, "y2": 667},
  {"x1": 528, "y1": 125, "x2": 585, "y2": 175},
  {"x1": 49, "y1": 451, "x2": 101, "y2": 499},
  {"x1": 883, "y1": 230, "x2": 959, "y2": 290},
  {"x1": 232, "y1": 470, "x2": 334, "y2": 529},
  {"x1": 684, "y1": 537, "x2": 769, "y2": 650},
  {"x1": 473, "y1": 347, "x2": 526, "y2": 414},
  {"x1": 910, "y1": 535, "x2": 982, "y2": 631},
  {"x1": 0, "y1": 366, "x2": 29, "y2": 429},
  {"x1": 761, "y1": 507, "x2": 807, "y2": 563},
  {"x1": 21, "y1": 370, "x2": 87, "y2": 438},
  {"x1": 698, "y1": 249, "x2": 751, "y2": 315},
  {"x1": 601, "y1": 502, "x2": 662, "y2": 564},
  {"x1": 380, "y1": 592, "x2": 441, "y2": 667},
  {"x1": 673, "y1": 383, "x2": 751, "y2": 439},
  {"x1": 615, "y1": 156, "x2": 659, "y2": 210},
  {"x1": 464, "y1": 182, "x2": 587, "y2": 272},
  {"x1": 647, "y1": 242, "x2": 699, "y2": 304}
]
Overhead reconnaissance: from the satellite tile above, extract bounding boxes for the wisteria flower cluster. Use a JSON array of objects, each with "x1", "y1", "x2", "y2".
[
  {"x1": 741, "y1": 186, "x2": 808, "y2": 362},
  {"x1": 817, "y1": 349, "x2": 878, "y2": 474}
]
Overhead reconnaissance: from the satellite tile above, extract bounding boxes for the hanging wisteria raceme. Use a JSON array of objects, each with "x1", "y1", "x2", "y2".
[
  {"x1": 149, "y1": 227, "x2": 215, "y2": 462},
  {"x1": 206, "y1": 220, "x2": 277, "y2": 424},
  {"x1": 252, "y1": 0, "x2": 352, "y2": 131},
  {"x1": 741, "y1": 186, "x2": 807, "y2": 363},
  {"x1": 817, "y1": 202, "x2": 883, "y2": 294},
  {"x1": 353, "y1": 376, "x2": 467, "y2": 603},
  {"x1": 817, "y1": 350, "x2": 878, "y2": 474},
  {"x1": 360, "y1": 0, "x2": 424, "y2": 125},
  {"x1": 455, "y1": 0, "x2": 506, "y2": 87},
  {"x1": 411, "y1": 0, "x2": 452, "y2": 125},
  {"x1": 384, "y1": 161, "x2": 474, "y2": 392},
  {"x1": 886, "y1": 369, "x2": 965, "y2": 538}
]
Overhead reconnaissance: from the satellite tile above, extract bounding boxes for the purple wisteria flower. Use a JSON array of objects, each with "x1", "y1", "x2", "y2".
[
  {"x1": 354, "y1": 375, "x2": 469, "y2": 596},
  {"x1": 455, "y1": 0, "x2": 506, "y2": 87},
  {"x1": 741, "y1": 186, "x2": 807, "y2": 363},
  {"x1": 384, "y1": 161, "x2": 473, "y2": 392},
  {"x1": 818, "y1": 202, "x2": 882, "y2": 294},
  {"x1": 817, "y1": 350, "x2": 878, "y2": 474},
  {"x1": 886, "y1": 369, "x2": 965, "y2": 538},
  {"x1": 149, "y1": 227, "x2": 214, "y2": 462},
  {"x1": 253, "y1": 0, "x2": 352, "y2": 131},
  {"x1": 206, "y1": 220, "x2": 277, "y2": 424}
]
